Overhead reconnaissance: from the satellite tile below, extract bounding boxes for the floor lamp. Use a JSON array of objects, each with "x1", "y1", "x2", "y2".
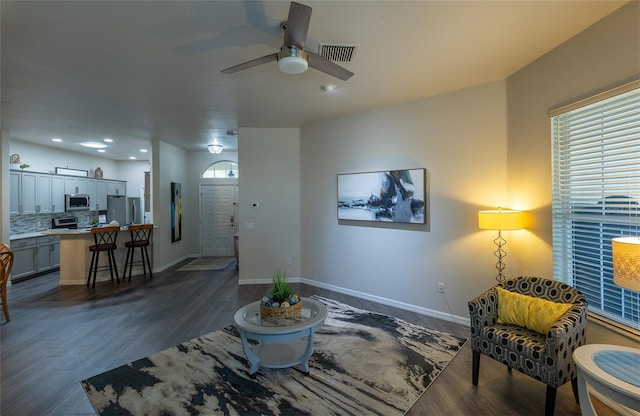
[{"x1": 478, "y1": 208, "x2": 524, "y2": 283}]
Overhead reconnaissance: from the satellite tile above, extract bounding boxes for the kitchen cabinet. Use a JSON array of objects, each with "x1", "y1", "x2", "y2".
[
  {"x1": 36, "y1": 174, "x2": 52, "y2": 213},
  {"x1": 10, "y1": 170, "x2": 126, "y2": 215},
  {"x1": 87, "y1": 179, "x2": 108, "y2": 211},
  {"x1": 51, "y1": 176, "x2": 65, "y2": 213},
  {"x1": 9, "y1": 171, "x2": 53, "y2": 214},
  {"x1": 64, "y1": 176, "x2": 86, "y2": 195},
  {"x1": 86, "y1": 179, "x2": 97, "y2": 211},
  {"x1": 11, "y1": 238, "x2": 37, "y2": 280},
  {"x1": 107, "y1": 181, "x2": 126, "y2": 196},
  {"x1": 37, "y1": 235, "x2": 60, "y2": 272},
  {"x1": 9, "y1": 171, "x2": 20, "y2": 214},
  {"x1": 10, "y1": 235, "x2": 60, "y2": 281},
  {"x1": 20, "y1": 172, "x2": 38, "y2": 214}
]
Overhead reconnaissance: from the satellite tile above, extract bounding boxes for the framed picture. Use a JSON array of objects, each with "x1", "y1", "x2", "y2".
[
  {"x1": 55, "y1": 167, "x2": 88, "y2": 177},
  {"x1": 171, "y1": 182, "x2": 182, "y2": 242},
  {"x1": 338, "y1": 168, "x2": 426, "y2": 224}
]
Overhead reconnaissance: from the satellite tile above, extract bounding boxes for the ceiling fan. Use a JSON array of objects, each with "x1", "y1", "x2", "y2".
[{"x1": 221, "y1": 2, "x2": 354, "y2": 81}]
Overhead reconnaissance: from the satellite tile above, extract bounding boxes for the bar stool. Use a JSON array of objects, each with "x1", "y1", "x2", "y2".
[
  {"x1": 87, "y1": 226, "x2": 120, "y2": 288},
  {"x1": 122, "y1": 224, "x2": 153, "y2": 281}
]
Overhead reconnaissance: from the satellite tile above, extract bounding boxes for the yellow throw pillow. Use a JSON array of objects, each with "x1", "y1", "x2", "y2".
[
  {"x1": 496, "y1": 287, "x2": 530, "y2": 328},
  {"x1": 496, "y1": 287, "x2": 573, "y2": 334}
]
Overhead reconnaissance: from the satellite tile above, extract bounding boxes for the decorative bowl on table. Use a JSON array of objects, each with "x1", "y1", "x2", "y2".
[
  {"x1": 260, "y1": 270, "x2": 302, "y2": 319},
  {"x1": 260, "y1": 294, "x2": 302, "y2": 318}
]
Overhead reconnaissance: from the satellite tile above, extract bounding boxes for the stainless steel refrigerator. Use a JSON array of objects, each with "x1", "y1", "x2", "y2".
[
  {"x1": 107, "y1": 196, "x2": 142, "y2": 225},
  {"x1": 106, "y1": 196, "x2": 127, "y2": 225},
  {"x1": 127, "y1": 197, "x2": 141, "y2": 224}
]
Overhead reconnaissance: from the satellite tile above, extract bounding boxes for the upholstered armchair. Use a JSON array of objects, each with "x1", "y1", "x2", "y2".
[{"x1": 468, "y1": 276, "x2": 588, "y2": 416}]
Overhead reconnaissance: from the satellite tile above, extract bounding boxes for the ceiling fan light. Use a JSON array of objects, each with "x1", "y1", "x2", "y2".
[
  {"x1": 278, "y1": 56, "x2": 308, "y2": 75},
  {"x1": 208, "y1": 144, "x2": 223, "y2": 154}
]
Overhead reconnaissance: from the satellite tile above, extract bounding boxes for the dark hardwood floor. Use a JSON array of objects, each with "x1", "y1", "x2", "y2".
[{"x1": 1, "y1": 263, "x2": 595, "y2": 415}]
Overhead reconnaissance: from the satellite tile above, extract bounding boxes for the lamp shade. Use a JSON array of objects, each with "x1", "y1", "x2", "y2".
[
  {"x1": 478, "y1": 209, "x2": 523, "y2": 230},
  {"x1": 612, "y1": 237, "x2": 640, "y2": 291}
]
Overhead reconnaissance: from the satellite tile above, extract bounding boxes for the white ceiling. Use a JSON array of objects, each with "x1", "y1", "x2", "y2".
[{"x1": 1, "y1": 1, "x2": 628, "y2": 161}]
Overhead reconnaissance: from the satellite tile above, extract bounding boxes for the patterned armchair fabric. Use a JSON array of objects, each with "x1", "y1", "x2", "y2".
[{"x1": 468, "y1": 276, "x2": 588, "y2": 416}]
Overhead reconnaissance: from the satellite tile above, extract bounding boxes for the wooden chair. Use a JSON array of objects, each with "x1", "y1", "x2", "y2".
[
  {"x1": 122, "y1": 224, "x2": 153, "y2": 281},
  {"x1": 87, "y1": 226, "x2": 120, "y2": 288},
  {"x1": 1, "y1": 243, "x2": 15, "y2": 322}
]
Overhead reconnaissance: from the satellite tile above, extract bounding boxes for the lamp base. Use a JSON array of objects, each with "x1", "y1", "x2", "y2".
[{"x1": 493, "y1": 230, "x2": 507, "y2": 283}]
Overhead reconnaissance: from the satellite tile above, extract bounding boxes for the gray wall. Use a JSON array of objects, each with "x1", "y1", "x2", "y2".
[
  {"x1": 506, "y1": 2, "x2": 639, "y2": 346},
  {"x1": 299, "y1": 80, "x2": 509, "y2": 322},
  {"x1": 238, "y1": 128, "x2": 301, "y2": 282}
]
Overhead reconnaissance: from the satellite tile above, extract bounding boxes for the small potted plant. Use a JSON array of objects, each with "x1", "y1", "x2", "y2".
[{"x1": 260, "y1": 270, "x2": 301, "y2": 318}]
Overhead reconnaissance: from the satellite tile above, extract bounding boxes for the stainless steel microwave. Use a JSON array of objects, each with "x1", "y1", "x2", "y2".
[{"x1": 65, "y1": 194, "x2": 90, "y2": 211}]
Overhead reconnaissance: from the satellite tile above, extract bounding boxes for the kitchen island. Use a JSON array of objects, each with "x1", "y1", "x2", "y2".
[{"x1": 41, "y1": 227, "x2": 154, "y2": 285}]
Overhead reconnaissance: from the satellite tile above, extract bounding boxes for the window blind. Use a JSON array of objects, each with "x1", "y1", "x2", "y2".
[{"x1": 551, "y1": 81, "x2": 640, "y2": 331}]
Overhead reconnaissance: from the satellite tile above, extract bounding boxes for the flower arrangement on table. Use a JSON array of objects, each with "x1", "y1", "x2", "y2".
[{"x1": 260, "y1": 270, "x2": 301, "y2": 319}]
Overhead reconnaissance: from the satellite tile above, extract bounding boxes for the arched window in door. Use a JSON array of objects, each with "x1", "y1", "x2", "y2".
[{"x1": 202, "y1": 160, "x2": 239, "y2": 179}]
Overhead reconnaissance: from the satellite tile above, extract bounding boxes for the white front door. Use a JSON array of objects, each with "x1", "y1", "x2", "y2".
[{"x1": 201, "y1": 184, "x2": 237, "y2": 256}]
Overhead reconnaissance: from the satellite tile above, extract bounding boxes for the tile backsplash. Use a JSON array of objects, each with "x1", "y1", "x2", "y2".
[{"x1": 10, "y1": 212, "x2": 98, "y2": 235}]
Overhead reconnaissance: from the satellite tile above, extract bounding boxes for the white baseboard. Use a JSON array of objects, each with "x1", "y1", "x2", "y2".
[{"x1": 239, "y1": 276, "x2": 470, "y2": 327}]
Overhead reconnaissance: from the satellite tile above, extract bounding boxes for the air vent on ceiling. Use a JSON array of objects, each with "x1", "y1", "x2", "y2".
[{"x1": 318, "y1": 44, "x2": 358, "y2": 63}]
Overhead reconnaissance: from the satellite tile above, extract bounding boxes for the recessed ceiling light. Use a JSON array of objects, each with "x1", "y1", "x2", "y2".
[
  {"x1": 81, "y1": 142, "x2": 107, "y2": 149},
  {"x1": 52, "y1": 138, "x2": 62, "y2": 142},
  {"x1": 320, "y1": 83, "x2": 336, "y2": 92},
  {"x1": 140, "y1": 149, "x2": 148, "y2": 153},
  {"x1": 129, "y1": 156, "x2": 137, "y2": 160},
  {"x1": 97, "y1": 149, "x2": 106, "y2": 153},
  {"x1": 103, "y1": 138, "x2": 113, "y2": 143}
]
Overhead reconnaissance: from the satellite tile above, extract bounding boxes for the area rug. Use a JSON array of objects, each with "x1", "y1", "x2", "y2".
[
  {"x1": 81, "y1": 296, "x2": 467, "y2": 416},
  {"x1": 176, "y1": 257, "x2": 235, "y2": 272}
]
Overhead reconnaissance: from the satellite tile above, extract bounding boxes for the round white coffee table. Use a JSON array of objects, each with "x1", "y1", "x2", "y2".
[
  {"x1": 573, "y1": 344, "x2": 640, "y2": 416},
  {"x1": 233, "y1": 297, "x2": 328, "y2": 375}
]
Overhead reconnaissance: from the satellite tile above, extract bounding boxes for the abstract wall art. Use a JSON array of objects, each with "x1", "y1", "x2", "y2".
[{"x1": 338, "y1": 168, "x2": 426, "y2": 224}]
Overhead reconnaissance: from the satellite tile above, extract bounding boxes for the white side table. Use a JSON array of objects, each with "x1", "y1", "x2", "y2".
[
  {"x1": 573, "y1": 344, "x2": 640, "y2": 416},
  {"x1": 234, "y1": 297, "x2": 328, "y2": 375}
]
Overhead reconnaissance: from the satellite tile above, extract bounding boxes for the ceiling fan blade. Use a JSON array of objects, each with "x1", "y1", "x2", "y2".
[
  {"x1": 307, "y1": 51, "x2": 354, "y2": 81},
  {"x1": 221, "y1": 53, "x2": 278, "y2": 74},
  {"x1": 283, "y1": 2, "x2": 312, "y2": 49}
]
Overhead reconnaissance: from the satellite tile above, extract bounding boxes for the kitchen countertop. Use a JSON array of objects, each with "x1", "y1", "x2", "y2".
[
  {"x1": 10, "y1": 231, "x2": 52, "y2": 240},
  {"x1": 41, "y1": 228, "x2": 93, "y2": 236},
  {"x1": 11, "y1": 225, "x2": 156, "y2": 240}
]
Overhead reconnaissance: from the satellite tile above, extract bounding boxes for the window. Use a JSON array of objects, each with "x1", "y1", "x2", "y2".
[
  {"x1": 551, "y1": 81, "x2": 640, "y2": 332},
  {"x1": 202, "y1": 160, "x2": 239, "y2": 179}
]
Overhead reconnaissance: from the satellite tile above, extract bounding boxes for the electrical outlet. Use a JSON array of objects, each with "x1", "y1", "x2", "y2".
[
  {"x1": 286, "y1": 257, "x2": 292, "y2": 265},
  {"x1": 438, "y1": 282, "x2": 445, "y2": 293}
]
